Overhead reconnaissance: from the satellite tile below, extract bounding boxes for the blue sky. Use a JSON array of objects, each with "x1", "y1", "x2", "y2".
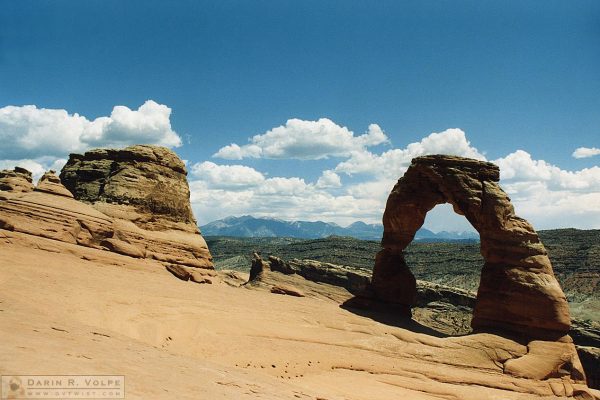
[{"x1": 1, "y1": 1, "x2": 599, "y2": 230}]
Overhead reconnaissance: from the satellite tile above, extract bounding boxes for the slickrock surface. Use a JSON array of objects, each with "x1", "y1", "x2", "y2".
[
  {"x1": 0, "y1": 146, "x2": 213, "y2": 270},
  {"x1": 244, "y1": 254, "x2": 598, "y2": 390},
  {"x1": 369, "y1": 155, "x2": 571, "y2": 340},
  {"x1": 1, "y1": 233, "x2": 597, "y2": 400}
]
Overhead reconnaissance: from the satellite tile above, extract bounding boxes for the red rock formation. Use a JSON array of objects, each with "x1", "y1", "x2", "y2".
[
  {"x1": 0, "y1": 167, "x2": 34, "y2": 194},
  {"x1": 60, "y1": 145, "x2": 197, "y2": 232},
  {"x1": 35, "y1": 170, "x2": 74, "y2": 198},
  {"x1": 0, "y1": 146, "x2": 213, "y2": 273},
  {"x1": 59, "y1": 145, "x2": 213, "y2": 269},
  {"x1": 371, "y1": 155, "x2": 571, "y2": 340}
]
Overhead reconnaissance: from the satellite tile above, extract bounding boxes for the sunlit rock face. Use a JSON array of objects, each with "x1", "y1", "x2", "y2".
[
  {"x1": 35, "y1": 170, "x2": 74, "y2": 198},
  {"x1": 0, "y1": 145, "x2": 213, "y2": 270},
  {"x1": 60, "y1": 145, "x2": 196, "y2": 232},
  {"x1": 0, "y1": 167, "x2": 34, "y2": 194},
  {"x1": 59, "y1": 144, "x2": 213, "y2": 269},
  {"x1": 371, "y1": 154, "x2": 571, "y2": 340}
]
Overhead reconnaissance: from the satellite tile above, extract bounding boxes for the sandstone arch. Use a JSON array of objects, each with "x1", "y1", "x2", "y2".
[{"x1": 371, "y1": 155, "x2": 571, "y2": 339}]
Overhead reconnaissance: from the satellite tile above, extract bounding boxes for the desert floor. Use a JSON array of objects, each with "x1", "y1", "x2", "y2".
[{"x1": 1, "y1": 230, "x2": 596, "y2": 400}]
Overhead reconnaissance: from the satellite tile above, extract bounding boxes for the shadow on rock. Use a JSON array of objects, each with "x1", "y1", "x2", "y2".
[{"x1": 340, "y1": 296, "x2": 449, "y2": 338}]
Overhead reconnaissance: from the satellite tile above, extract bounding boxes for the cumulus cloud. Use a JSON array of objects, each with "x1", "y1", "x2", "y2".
[
  {"x1": 190, "y1": 177, "x2": 383, "y2": 226},
  {"x1": 2, "y1": 103, "x2": 594, "y2": 231},
  {"x1": 0, "y1": 100, "x2": 181, "y2": 160},
  {"x1": 81, "y1": 100, "x2": 181, "y2": 148},
  {"x1": 335, "y1": 128, "x2": 485, "y2": 178},
  {"x1": 494, "y1": 150, "x2": 600, "y2": 229},
  {"x1": 213, "y1": 118, "x2": 389, "y2": 160},
  {"x1": 572, "y1": 146, "x2": 600, "y2": 159},
  {"x1": 190, "y1": 161, "x2": 265, "y2": 189},
  {"x1": 191, "y1": 127, "x2": 486, "y2": 227},
  {"x1": 494, "y1": 150, "x2": 600, "y2": 191},
  {"x1": 189, "y1": 162, "x2": 382, "y2": 225},
  {"x1": 192, "y1": 123, "x2": 599, "y2": 231},
  {"x1": 316, "y1": 170, "x2": 342, "y2": 188}
]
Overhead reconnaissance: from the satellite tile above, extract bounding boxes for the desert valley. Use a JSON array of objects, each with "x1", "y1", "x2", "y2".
[{"x1": 0, "y1": 145, "x2": 598, "y2": 399}]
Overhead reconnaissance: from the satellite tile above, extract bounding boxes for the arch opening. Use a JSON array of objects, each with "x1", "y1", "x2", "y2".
[
  {"x1": 387, "y1": 203, "x2": 483, "y2": 336},
  {"x1": 420, "y1": 203, "x2": 478, "y2": 240},
  {"x1": 408, "y1": 203, "x2": 481, "y2": 289}
]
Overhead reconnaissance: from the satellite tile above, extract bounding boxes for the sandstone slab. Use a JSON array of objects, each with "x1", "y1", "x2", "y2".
[{"x1": 1, "y1": 232, "x2": 596, "y2": 399}]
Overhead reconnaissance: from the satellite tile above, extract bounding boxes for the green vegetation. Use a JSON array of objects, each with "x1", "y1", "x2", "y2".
[
  {"x1": 205, "y1": 235, "x2": 379, "y2": 270},
  {"x1": 206, "y1": 228, "x2": 599, "y2": 321}
]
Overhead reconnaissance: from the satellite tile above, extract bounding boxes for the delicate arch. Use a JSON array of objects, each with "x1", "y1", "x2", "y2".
[{"x1": 370, "y1": 155, "x2": 570, "y2": 339}]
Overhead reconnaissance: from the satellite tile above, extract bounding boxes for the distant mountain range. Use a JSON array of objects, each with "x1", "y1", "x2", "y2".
[{"x1": 200, "y1": 215, "x2": 479, "y2": 242}]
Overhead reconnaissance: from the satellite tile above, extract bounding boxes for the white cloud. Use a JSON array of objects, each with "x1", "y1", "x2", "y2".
[
  {"x1": 191, "y1": 181, "x2": 383, "y2": 227},
  {"x1": 2, "y1": 104, "x2": 597, "y2": 232},
  {"x1": 257, "y1": 177, "x2": 308, "y2": 195},
  {"x1": 193, "y1": 125, "x2": 600, "y2": 231},
  {"x1": 0, "y1": 106, "x2": 87, "y2": 159},
  {"x1": 335, "y1": 128, "x2": 485, "y2": 178},
  {"x1": 495, "y1": 150, "x2": 600, "y2": 191},
  {"x1": 494, "y1": 150, "x2": 553, "y2": 181},
  {"x1": 494, "y1": 150, "x2": 600, "y2": 229},
  {"x1": 316, "y1": 170, "x2": 342, "y2": 188},
  {"x1": 212, "y1": 143, "x2": 262, "y2": 160},
  {"x1": 501, "y1": 183, "x2": 600, "y2": 229},
  {"x1": 189, "y1": 164, "x2": 382, "y2": 226},
  {"x1": 0, "y1": 100, "x2": 181, "y2": 160},
  {"x1": 191, "y1": 128, "x2": 487, "y2": 227},
  {"x1": 190, "y1": 161, "x2": 265, "y2": 189},
  {"x1": 572, "y1": 146, "x2": 600, "y2": 159},
  {"x1": 81, "y1": 100, "x2": 181, "y2": 148},
  {"x1": 213, "y1": 118, "x2": 389, "y2": 160},
  {"x1": 345, "y1": 179, "x2": 396, "y2": 200}
]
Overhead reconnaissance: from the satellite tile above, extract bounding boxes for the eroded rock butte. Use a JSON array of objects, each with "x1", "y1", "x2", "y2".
[{"x1": 0, "y1": 145, "x2": 213, "y2": 273}]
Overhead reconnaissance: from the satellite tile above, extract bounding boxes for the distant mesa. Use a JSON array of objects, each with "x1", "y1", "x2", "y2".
[
  {"x1": 0, "y1": 145, "x2": 214, "y2": 274},
  {"x1": 200, "y1": 215, "x2": 479, "y2": 242},
  {"x1": 357, "y1": 154, "x2": 571, "y2": 341}
]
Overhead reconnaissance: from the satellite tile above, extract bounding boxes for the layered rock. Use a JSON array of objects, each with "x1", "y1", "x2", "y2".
[
  {"x1": 369, "y1": 155, "x2": 571, "y2": 340},
  {"x1": 267, "y1": 256, "x2": 371, "y2": 295},
  {"x1": 0, "y1": 146, "x2": 213, "y2": 271},
  {"x1": 0, "y1": 170, "x2": 113, "y2": 242},
  {"x1": 35, "y1": 170, "x2": 74, "y2": 198},
  {"x1": 0, "y1": 167, "x2": 34, "y2": 194},
  {"x1": 60, "y1": 145, "x2": 196, "y2": 232},
  {"x1": 245, "y1": 254, "x2": 358, "y2": 302}
]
